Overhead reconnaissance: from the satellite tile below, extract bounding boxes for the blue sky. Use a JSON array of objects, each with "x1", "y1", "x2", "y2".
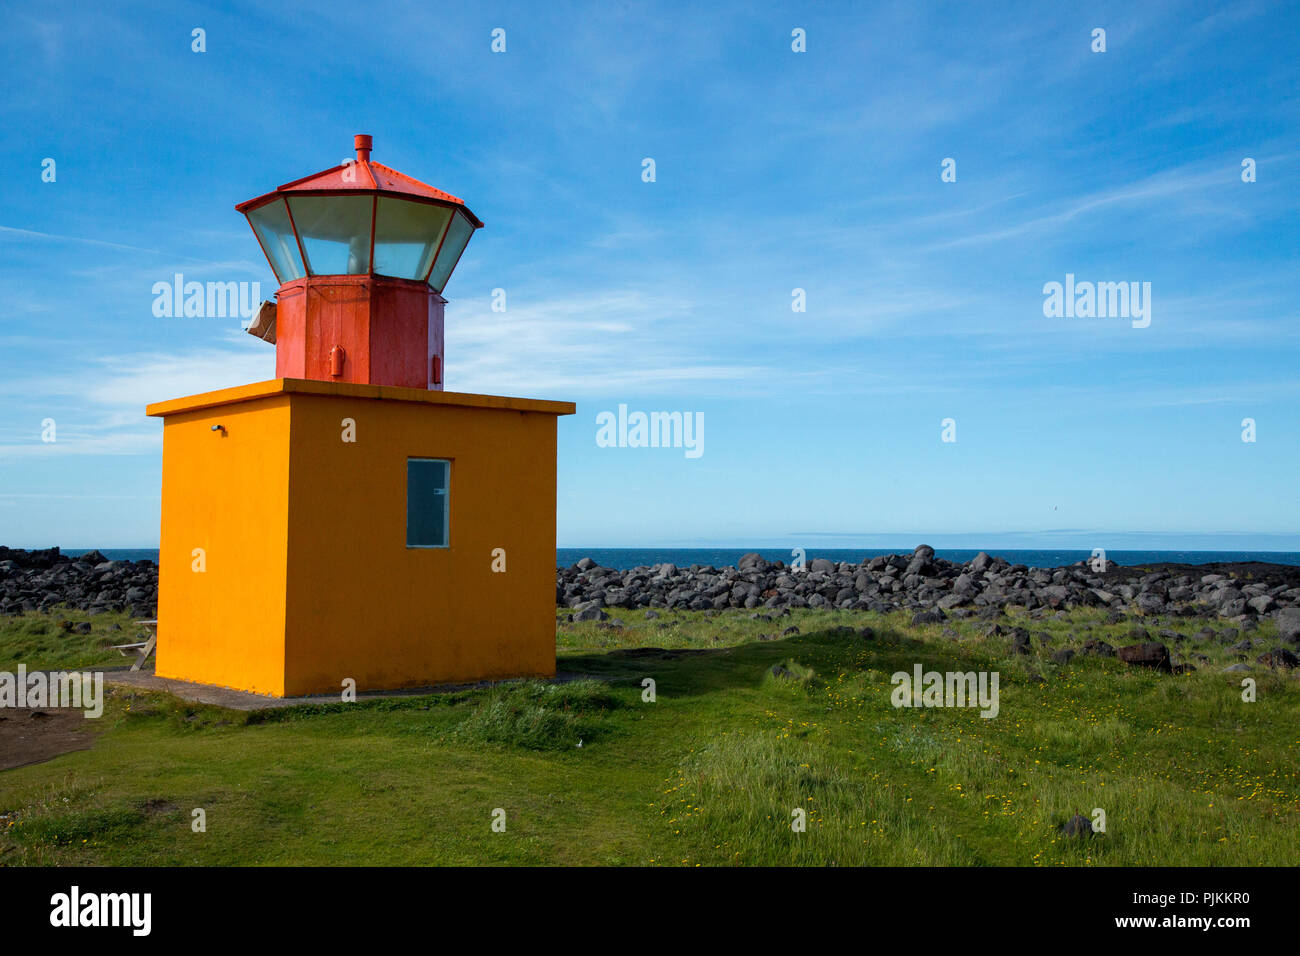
[{"x1": 1, "y1": 0, "x2": 1298, "y2": 550}]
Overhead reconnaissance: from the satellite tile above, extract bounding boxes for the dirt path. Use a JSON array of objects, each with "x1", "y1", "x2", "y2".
[{"x1": 0, "y1": 707, "x2": 96, "y2": 771}]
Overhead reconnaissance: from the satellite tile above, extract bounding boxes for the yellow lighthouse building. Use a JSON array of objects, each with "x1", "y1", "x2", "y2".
[{"x1": 147, "y1": 137, "x2": 574, "y2": 697}]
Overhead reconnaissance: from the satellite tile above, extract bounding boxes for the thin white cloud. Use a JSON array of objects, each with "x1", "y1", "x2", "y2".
[{"x1": 0, "y1": 224, "x2": 228, "y2": 265}]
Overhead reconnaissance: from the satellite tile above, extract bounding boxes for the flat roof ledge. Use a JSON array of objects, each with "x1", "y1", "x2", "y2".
[{"x1": 146, "y1": 378, "x2": 576, "y2": 418}]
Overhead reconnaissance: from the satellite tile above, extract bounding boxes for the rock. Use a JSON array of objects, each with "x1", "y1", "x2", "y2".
[
  {"x1": 1051, "y1": 648, "x2": 1075, "y2": 665},
  {"x1": 1039, "y1": 585, "x2": 1071, "y2": 608},
  {"x1": 575, "y1": 557, "x2": 597, "y2": 571},
  {"x1": 970, "y1": 551, "x2": 993, "y2": 572},
  {"x1": 1117, "y1": 642, "x2": 1171, "y2": 672},
  {"x1": 1081, "y1": 638, "x2": 1115, "y2": 657},
  {"x1": 1061, "y1": 814, "x2": 1093, "y2": 837},
  {"x1": 1136, "y1": 593, "x2": 1165, "y2": 615},
  {"x1": 781, "y1": 626, "x2": 799, "y2": 636},
  {"x1": 809, "y1": 558, "x2": 835, "y2": 574},
  {"x1": 1222, "y1": 662, "x2": 1251, "y2": 673},
  {"x1": 737, "y1": 552, "x2": 766, "y2": 571},
  {"x1": 1219, "y1": 596, "x2": 1249, "y2": 618},
  {"x1": 911, "y1": 608, "x2": 946, "y2": 626},
  {"x1": 644, "y1": 610, "x2": 659, "y2": 619},
  {"x1": 1248, "y1": 595, "x2": 1277, "y2": 615},
  {"x1": 1276, "y1": 608, "x2": 1300, "y2": 645},
  {"x1": 573, "y1": 605, "x2": 608, "y2": 622},
  {"x1": 1257, "y1": 648, "x2": 1300, "y2": 669},
  {"x1": 0, "y1": 546, "x2": 66, "y2": 569}
]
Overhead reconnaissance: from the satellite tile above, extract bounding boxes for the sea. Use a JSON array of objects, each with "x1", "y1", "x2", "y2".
[{"x1": 61, "y1": 547, "x2": 1300, "y2": 570}]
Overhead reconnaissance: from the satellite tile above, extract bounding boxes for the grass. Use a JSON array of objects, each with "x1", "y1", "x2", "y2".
[
  {"x1": 0, "y1": 610, "x2": 138, "y2": 672},
  {"x1": 1, "y1": 603, "x2": 1297, "y2": 865}
]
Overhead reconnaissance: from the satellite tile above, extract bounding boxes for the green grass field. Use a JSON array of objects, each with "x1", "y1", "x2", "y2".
[{"x1": 2, "y1": 606, "x2": 1297, "y2": 866}]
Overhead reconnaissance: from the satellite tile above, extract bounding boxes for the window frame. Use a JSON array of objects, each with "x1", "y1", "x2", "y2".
[{"x1": 405, "y1": 457, "x2": 451, "y2": 549}]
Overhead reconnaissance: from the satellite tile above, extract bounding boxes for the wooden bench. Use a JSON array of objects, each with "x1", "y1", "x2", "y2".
[{"x1": 111, "y1": 620, "x2": 157, "y2": 672}]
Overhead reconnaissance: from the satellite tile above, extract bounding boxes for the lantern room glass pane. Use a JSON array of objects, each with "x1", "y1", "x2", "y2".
[
  {"x1": 427, "y1": 210, "x2": 474, "y2": 292},
  {"x1": 286, "y1": 195, "x2": 373, "y2": 275},
  {"x1": 246, "y1": 199, "x2": 305, "y2": 283},
  {"x1": 373, "y1": 197, "x2": 452, "y2": 281}
]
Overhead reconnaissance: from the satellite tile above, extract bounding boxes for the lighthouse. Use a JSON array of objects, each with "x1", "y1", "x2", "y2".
[{"x1": 147, "y1": 136, "x2": 575, "y2": 698}]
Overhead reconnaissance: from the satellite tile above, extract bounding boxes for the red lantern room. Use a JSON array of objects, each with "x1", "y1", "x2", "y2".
[{"x1": 235, "y1": 134, "x2": 482, "y2": 390}]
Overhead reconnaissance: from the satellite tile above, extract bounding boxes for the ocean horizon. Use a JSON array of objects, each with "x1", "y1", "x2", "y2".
[{"x1": 55, "y1": 546, "x2": 1300, "y2": 570}]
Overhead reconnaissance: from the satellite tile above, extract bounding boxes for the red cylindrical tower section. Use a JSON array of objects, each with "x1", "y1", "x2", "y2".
[{"x1": 274, "y1": 277, "x2": 446, "y2": 390}]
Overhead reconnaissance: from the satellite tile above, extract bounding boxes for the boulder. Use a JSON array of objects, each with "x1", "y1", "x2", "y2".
[
  {"x1": 1081, "y1": 638, "x2": 1115, "y2": 657},
  {"x1": 1039, "y1": 585, "x2": 1070, "y2": 608},
  {"x1": 1257, "y1": 648, "x2": 1300, "y2": 670},
  {"x1": 1248, "y1": 595, "x2": 1277, "y2": 615},
  {"x1": 911, "y1": 608, "x2": 946, "y2": 626},
  {"x1": 1275, "y1": 607, "x2": 1300, "y2": 645},
  {"x1": 1061, "y1": 814, "x2": 1093, "y2": 837},
  {"x1": 1117, "y1": 642, "x2": 1171, "y2": 672}
]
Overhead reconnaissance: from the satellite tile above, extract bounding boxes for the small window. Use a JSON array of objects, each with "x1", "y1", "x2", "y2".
[{"x1": 406, "y1": 458, "x2": 450, "y2": 548}]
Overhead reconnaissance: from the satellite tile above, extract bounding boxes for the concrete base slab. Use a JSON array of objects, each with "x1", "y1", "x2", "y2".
[{"x1": 103, "y1": 666, "x2": 584, "y2": 712}]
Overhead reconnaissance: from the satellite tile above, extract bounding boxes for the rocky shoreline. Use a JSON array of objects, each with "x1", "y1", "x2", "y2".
[
  {"x1": 0, "y1": 547, "x2": 157, "y2": 618},
  {"x1": 557, "y1": 544, "x2": 1300, "y2": 638},
  {"x1": 4, "y1": 545, "x2": 1299, "y2": 648}
]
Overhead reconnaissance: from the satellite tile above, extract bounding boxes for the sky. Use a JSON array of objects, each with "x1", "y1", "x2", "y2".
[{"x1": 1, "y1": 0, "x2": 1298, "y2": 550}]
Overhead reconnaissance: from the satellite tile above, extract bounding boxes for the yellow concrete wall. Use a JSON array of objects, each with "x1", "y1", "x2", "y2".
[
  {"x1": 281, "y1": 394, "x2": 559, "y2": 695},
  {"x1": 155, "y1": 397, "x2": 292, "y2": 696}
]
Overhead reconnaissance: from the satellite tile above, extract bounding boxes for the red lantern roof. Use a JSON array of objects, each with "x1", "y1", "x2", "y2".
[{"x1": 235, "y1": 134, "x2": 483, "y2": 227}]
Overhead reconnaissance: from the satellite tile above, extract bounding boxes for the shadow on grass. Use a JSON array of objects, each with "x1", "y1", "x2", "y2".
[{"x1": 560, "y1": 623, "x2": 1033, "y2": 701}]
